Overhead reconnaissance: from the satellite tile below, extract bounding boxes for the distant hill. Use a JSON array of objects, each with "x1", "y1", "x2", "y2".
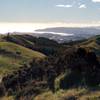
[
  {"x1": 5, "y1": 27, "x2": 100, "y2": 43},
  {"x1": 3, "y1": 34, "x2": 58, "y2": 47},
  {"x1": 3, "y1": 34, "x2": 59, "y2": 55},
  {"x1": 35, "y1": 27, "x2": 100, "y2": 42}
]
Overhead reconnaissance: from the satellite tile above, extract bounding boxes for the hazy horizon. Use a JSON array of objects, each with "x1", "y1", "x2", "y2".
[{"x1": 0, "y1": 22, "x2": 100, "y2": 34}]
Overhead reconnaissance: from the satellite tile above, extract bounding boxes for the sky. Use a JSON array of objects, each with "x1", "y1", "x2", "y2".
[
  {"x1": 0, "y1": 0, "x2": 100, "y2": 23},
  {"x1": 0, "y1": 0, "x2": 100, "y2": 33}
]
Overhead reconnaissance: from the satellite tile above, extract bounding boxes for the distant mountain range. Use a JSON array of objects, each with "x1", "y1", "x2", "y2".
[
  {"x1": 32, "y1": 27, "x2": 100, "y2": 43},
  {"x1": 6, "y1": 27, "x2": 100, "y2": 43}
]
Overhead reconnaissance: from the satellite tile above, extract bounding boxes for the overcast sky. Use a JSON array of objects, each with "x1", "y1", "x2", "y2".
[{"x1": 0, "y1": 0, "x2": 100, "y2": 23}]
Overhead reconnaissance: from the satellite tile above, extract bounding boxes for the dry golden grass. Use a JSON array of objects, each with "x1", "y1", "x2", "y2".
[
  {"x1": 0, "y1": 96, "x2": 14, "y2": 100},
  {"x1": 34, "y1": 88, "x2": 100, "y2": 100}
]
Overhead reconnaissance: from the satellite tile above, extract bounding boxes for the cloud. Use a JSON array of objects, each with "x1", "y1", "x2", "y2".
[
  {"x1": 56, "y1": 4, "x2": 72, "y2": 8},
  {"x1": 79, "y1": 4, "x2": 87, "y2": 8},
  {"x1": 92, "y1": 0, "x2": 100, "y2": 2}
]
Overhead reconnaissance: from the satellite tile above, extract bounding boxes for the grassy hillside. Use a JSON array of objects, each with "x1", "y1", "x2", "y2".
[
  {"x1": 0, "y1": 34, "x2": 59, "y2": 75},
  {"x1": 0, "y1": 41, "x2": 46, "y2": 75},
  {"x1": 5, "y1": 35, "x2": 35, "y2": 48},
  {"x1": 78, "y1": 35, "x2": 100, "y2": 58},
  {"x1": 0, "y1": 34, "x2": 99, "y2": 100},
  {"x1": 4, "y1": 34, "x2": 58, "y2": 47},
  {"x1": 2, "y1": 34, "x2": 60, "y2": 56},
  {"x1": 34, "y1": 35, "x2": 100, "y2": 100}
]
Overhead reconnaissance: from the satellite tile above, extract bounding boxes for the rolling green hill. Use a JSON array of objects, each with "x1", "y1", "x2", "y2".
[
  {"x1": 0, "y1": 41, "x2": 46, "y2": 75},
  {"x1": 0, "y1": 34, "x2": 59, "y2": 76},
  {"x1": 4, "y1": 34, "x2": 58, "y2": 47}
]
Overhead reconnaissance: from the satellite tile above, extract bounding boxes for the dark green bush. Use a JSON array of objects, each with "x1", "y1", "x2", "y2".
[{"x1": 60, "y1": 71, "x2": 82, "y2": 89}]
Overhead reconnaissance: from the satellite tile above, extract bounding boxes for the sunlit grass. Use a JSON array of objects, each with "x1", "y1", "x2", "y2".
[
  {"x1": 34, "y1": 88, "x2": 100, "y2": 100},
  {"x1": 0, "y1": 42, "x2": 46, "y2": 75}
]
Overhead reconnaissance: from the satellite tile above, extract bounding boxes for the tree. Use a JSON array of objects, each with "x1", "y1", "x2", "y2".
[
  {"x1": 47, "y1": 67, "x2": 57, "y2": 93},
  {"x1": 6, "y1": 32, "x2": 10, "y2": 40}
]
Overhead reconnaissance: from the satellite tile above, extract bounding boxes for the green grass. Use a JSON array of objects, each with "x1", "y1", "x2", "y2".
[
  {"x1": 0, "y1": 42, "x2": 46, "y2": 75},
  {"x1": 0, "y1": 96, "x2": 14, "y2": 100},
  {"x1": 0, "y1": 55, "x2": 22, "y2": 75},
  {"x1": 0, "y1": 42, "x2": 45, "y2": 58}
]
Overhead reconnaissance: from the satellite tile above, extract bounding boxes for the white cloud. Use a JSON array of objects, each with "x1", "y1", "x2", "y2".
[
  {"x1": 79, "y1": 4, "x2": 87, "y2": 8},
  {"x1": 56, "y1": 4, "x2": 72, "y2": 8},
  {"x1": 92, "y1": 0, "x2": 100, "y2": 2}
]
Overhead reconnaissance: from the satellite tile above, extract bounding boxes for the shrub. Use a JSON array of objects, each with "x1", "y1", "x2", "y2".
[
  {"x1": 60, "y1": 71, "x2": 82, "y2": 89},
  {"x1": 16, "y1": 51, "x2": 21, "y2": 55},
  {"x1": 60, "y1": 48, "x2": 100, "y2": 88},
  {"x1": 0, "y1": 83, "x2": 6, "y2": 97}
]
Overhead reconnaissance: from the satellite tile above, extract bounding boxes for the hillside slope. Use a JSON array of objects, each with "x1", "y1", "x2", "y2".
[
  {"x1": 34, "y1": 35, "x2": 100, "y2": 100},
  {"x1": 0, "y1": 41, "x2": 46, "y2": 75},
  {"x1": 78, "y1": 35, "x2": 100, "y2": 58},
  {"x1": 0, "y1": 34, "x2": 99, "y2": 100}
]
